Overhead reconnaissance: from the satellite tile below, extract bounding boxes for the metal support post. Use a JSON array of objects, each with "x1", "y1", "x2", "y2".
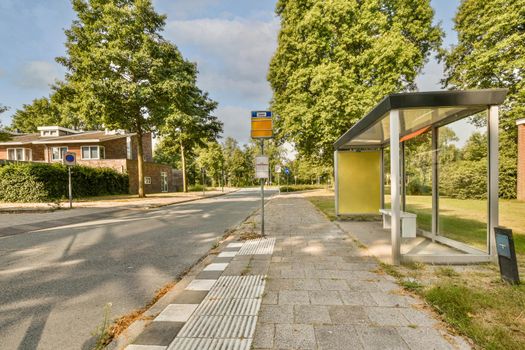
[
  {"x1": 68, "y1": 166, "x2": 73, "y2": 209},
  {"x1": 488, "y1": 106, "x2": 499, "y2": 257},
  {"x1": 401, "y1": 142, "x2": 406, "y2": 212},
  {"x1": 431, "y1": 127, "x2": 439, "y2": 241},
  {"x1": 260, "y1": 139, "x2": 265, "y2": 236},
  {"x1": 380, "y1": 148, "x2": 385, "y2": 209},
  {"x1": 390, "y1": 110, "x2": 401, "y2": 265}
]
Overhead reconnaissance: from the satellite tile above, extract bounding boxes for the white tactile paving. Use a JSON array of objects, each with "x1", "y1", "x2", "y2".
[
  {"x1": 217, "y1": 251, "x2": 237, "y2": 258},
  {"x1": 125, "y1": 345, "x2": 167, "y2": 350},
  {"x1": 203, "y1": 263, "x2": 229, "y2": 271},
  {"x1": 237, "y1": 237, "x2": 276, "y2": 255},
  {"x1": 185, "y1": 279, "x2": 217, "y2": 291},
  {"x1": 154, "y1": 304, "x2": 199, "y2": 322},
  {"x1": 168, "y1": 275, "x2": 266, "y2": 350},
  {"x1": 226, "y1": 242, "x2": 244, "y2": 248}
]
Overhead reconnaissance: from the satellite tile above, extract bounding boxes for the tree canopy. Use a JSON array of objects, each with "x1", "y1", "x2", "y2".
[
  {"x1": 269, "y1": 0, "x2": 442, "y2": 164},
  {"x1": 443, "y1": 0, "x2": 525, "y2": 198},
  {"x1": 56, "y1": 0, "x2": 213, "y2": 196}
]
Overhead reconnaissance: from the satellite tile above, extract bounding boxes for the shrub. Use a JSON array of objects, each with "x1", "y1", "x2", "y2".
[
  {"x1": 439, "y1": 160, "x2": 487, "y2": 199},
  {"x1": 406, "y1": 178, "x2": 431, "y2": 195},
  {"x1": 279, "y1": 184, "x2": 326, "y2": 192},
  {"x1": 0, "y1": 162, "x2": 128, "y2": 202}
]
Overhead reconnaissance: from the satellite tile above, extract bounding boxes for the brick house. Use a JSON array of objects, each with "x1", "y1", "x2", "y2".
[
  {"x1": 0, "y1": 126, "x2": 182, "y2": 194},
  {"x1": 518, "y1": 119, "x2": 525, "y2": 201}
]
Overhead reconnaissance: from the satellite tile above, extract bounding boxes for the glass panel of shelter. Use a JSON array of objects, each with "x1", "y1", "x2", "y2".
[{"x1": 376, "y1": 108, "x2": 489, "y2": 252}]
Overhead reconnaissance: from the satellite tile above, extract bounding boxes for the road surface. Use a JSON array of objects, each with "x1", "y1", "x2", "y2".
[{"x1": 0, "y1": 188, "x2": 274, "y2": 350}]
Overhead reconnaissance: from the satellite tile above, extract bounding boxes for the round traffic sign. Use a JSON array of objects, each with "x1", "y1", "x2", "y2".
[{"x1": 65, "y1": 154, "x2": 75, "y2": 162}]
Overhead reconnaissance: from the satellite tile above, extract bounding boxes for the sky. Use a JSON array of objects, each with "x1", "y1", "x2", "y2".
[{"x1": 0, "y1": 0, "x2": 461, "y2": 146}]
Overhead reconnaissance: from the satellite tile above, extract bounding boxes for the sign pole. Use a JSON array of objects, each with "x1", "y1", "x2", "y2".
[
  {"x1": 261, "y1": 139, "x2": 265, "y2": 236},
  {"x1": 68, "y1": 166, "x2": 73, "y2": 209}
]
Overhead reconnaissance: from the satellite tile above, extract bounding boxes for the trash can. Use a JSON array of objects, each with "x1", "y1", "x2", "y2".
[{"x1": 494, "y1": 226, "x2": 520, "y2": 285}]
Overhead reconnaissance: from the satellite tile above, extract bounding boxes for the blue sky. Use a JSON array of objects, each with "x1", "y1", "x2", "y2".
[{"x1": 0, "y1": 0, "x2": 460, "y2": 145}]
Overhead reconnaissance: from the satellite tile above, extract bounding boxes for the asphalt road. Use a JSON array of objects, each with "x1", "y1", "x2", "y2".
[{"x1": 0, "y1": 188, "x2": 274, "y2": 350}]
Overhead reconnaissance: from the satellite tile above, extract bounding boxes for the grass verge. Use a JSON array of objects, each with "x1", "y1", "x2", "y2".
[{"x1": 376, "y1": 262, "x2": 525, "y2": 350}]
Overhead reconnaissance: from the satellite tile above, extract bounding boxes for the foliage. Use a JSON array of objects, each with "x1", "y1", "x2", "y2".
[
  {"x1": 10, "y1": 97, "x2": 61, "y2": 133},
  {"x1": 0, "y1": 104, "x2": 10, "y2": 142},
  {"x1": 269, "y1": 0, "x2": 442, "y2": 164},
  {"x1": 443, "y1": 0, "x2": 525, "y2": 199},
  {"x1": 196, "y1": 141, "x2": 224, "y2": 187},
  {"x1": 0, "y1": 162, "x2": 128, "y2": 202},
  {"x1": 279, "y1": 184, "x2": 325, "y2": 192},
  {"x1": 56, "y1": 0, "x2": 204, "y2": 197}
]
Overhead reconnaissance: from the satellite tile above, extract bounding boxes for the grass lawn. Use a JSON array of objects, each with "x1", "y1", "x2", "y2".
[{"x1": 307, "y1": 193, "x2": 525, "y2": 349}]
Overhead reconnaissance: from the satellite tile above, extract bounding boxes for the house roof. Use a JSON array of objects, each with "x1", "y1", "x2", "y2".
[
  {"x1": 32, "y1": 131, "x2": 135, "y2": 144},
  {"x1": 334, "y1": 89, "x2": 508, "y2": 150},
  {"x1": 0, "y1": 130, "x2": 135, "y2": 146}
]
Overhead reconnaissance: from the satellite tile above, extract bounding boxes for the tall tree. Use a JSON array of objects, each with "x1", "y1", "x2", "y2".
[
  {"x1": 443, "y1": 0, "x2": 525, "y2": 199},
  {"x1": 269, "y1": 0, "x2": 442, "y2": 164},
  {"x1": 159, "y1": 89, "x2": 222, "y2": 192},
  {"x1": 10, "y1": 97, "x2": 61, "y2": 133},
  {"x1": 57, "y1": 0, "x2": 195, "y2": 197},
  {"x1": 196, "y1": 141, "x2": 224, "y2": 187}
]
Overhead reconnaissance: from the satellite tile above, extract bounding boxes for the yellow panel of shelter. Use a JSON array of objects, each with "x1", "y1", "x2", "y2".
[{"x1": 337, "y1": 151, "x2": 381, "y2": 214}]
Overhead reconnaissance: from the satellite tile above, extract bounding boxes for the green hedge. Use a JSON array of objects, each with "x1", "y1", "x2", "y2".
[
  {"x1": 0, "y1": 162, "x2": 128, "y2": 202},
  {"x1": 279, "y1": 185, "x2": 326, "y2": 192}
]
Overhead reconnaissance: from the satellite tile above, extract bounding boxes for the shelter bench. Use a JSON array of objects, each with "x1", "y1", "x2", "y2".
[{"x1": 379, "y1": 209, "x2": 417, "y2": 238}]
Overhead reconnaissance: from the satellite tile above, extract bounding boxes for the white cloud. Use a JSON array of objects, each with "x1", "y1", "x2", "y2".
[
  {"x1": 165, "y1": 17, "x2": 279, "y2": 145},
  {"x1": 215, "y1": 105, "x2": 252, "y2": 145},
  {"x1": 165, "y1": 17, "x2": 279, "y2": 104},
  {"x1": 15, "y1": 60, "x2": 62, "y2": 89}
]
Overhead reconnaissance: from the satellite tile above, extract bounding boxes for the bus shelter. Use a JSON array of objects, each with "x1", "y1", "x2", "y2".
[{"x1": 334, "y1": 89, "x2": 508, "y2": 264}]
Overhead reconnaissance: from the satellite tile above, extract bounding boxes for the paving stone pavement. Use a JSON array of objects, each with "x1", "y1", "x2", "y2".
[{"x1": 251, "y1": 195, "x2": 471, "y2": 350}]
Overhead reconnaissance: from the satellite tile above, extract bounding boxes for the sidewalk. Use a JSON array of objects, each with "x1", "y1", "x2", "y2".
[
  {"x1": 0, "y1": 189, "x2": 236, "y2": 236},
  {"x1": 123, "y1": 194, "x2": 471, "y2": 350}
]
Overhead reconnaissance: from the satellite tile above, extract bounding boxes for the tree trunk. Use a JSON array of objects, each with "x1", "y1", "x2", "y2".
[
  {"x1": 137, "y1": 131, "x2": 146, "y2": 198},
  {"x1": 180, "y1": 142, "x2": 187, "y2": 192}
]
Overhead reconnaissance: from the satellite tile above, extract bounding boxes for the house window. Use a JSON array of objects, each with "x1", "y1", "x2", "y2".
[
  {"x1": 51, "y1": 147, "x2": 68, "y2": 161},
  {"x1": 81, "y1": 146, "x2": 105, "y2": 160},
  {"x1": 7, "y1": 148, "x2": 31, "y2": 161}
]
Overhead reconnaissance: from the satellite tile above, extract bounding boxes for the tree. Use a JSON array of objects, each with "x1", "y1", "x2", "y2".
[
  {"x1": 269, "y1": 0, "x2": 442, "y2": 164},
  {"x1": 10, "y1": 97, "x2": 61, "y2": 133},
  {"x1": 0, "y1": 104, "x2": 10, "y2": 142},
  {"x1": 159, "y1": 90, "x2": 222, "y2": 192},
  {"x1": 196, "y1": 141, "x2": 224, "y2": 187},
  {"x1": 57, "y1": 0, "x2": 196, "y2": 197},
  {"x1": 443, "y1": 0, "x2": 525, "y2": 198}
]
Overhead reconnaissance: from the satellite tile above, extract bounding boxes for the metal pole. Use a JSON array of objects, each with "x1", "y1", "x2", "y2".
[
  {"x1": 202, "y1": 169, "x2": 205, "y2": 196},
  {"x1": 431, "y1": 127, "x2": 439, "y2": 241},
  {"x1": 488, "y1": 106, "x2": 499, "y2": 258},
  {"x1": 261, "y1": 139, "x2": 265, "y2": 236},
  {"x1": 68, "y1": 166, "x2": 73, "y2": 209},
  {"x1": 390, "y1": 109, "x2": 401, "y2": 265}
]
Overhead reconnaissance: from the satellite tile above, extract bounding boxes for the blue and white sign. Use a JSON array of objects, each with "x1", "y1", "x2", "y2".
[
  {"x1": 251, "y1": 111, "x2": 272, "y2": 118},
  {"x1": 284, "y1": 167, "x2": 290, "y2": 175},
  {"x1": 63, "y1": 152, "x2": 77, "y2": 166}
]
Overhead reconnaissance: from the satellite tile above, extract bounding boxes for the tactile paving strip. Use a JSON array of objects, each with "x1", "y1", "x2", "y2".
[
  {"x1": 237, "y1": 237, "x2": 276, "y2": 255},
  {"x1": 168, "y1": 275, "x2": 266, "y2": 350}
]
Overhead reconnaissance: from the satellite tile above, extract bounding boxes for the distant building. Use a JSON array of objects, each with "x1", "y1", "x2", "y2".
[
  {"x1": 518, "y1": 119, "x2": 525, "y2": 201},
  {"x1": 0, "y1": 126, "x2": 182, "y2": 194}
]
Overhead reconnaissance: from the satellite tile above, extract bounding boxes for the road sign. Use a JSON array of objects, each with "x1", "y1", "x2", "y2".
[
  {"x1": 275, "y1": 165, "x2": 281, "y2": 173},
  {"x1": 251, "y1": 110, "x2": 273, "y2": 139},
  {"x1": 284, "y1": 167, "x2": 290, "y2": 175},
  {"x1": 63, "y1": 152, "x2": 76, "y2": 166},
  {"x1": 255, "y1": 156, "x2": 269, "y2": 179}
]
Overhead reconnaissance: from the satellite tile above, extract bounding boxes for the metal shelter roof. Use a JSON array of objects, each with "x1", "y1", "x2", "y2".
[{"x1": 334, "y1": 89, "x2": 508, "y2": 149}]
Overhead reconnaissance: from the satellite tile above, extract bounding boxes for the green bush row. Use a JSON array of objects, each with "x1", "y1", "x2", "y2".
[
  {"x1": 0, "y1": 162, "x2": 128, "y2": 202},
  {"x1": 279, "y1": 184, "x2": 327, "y2": 192}
]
